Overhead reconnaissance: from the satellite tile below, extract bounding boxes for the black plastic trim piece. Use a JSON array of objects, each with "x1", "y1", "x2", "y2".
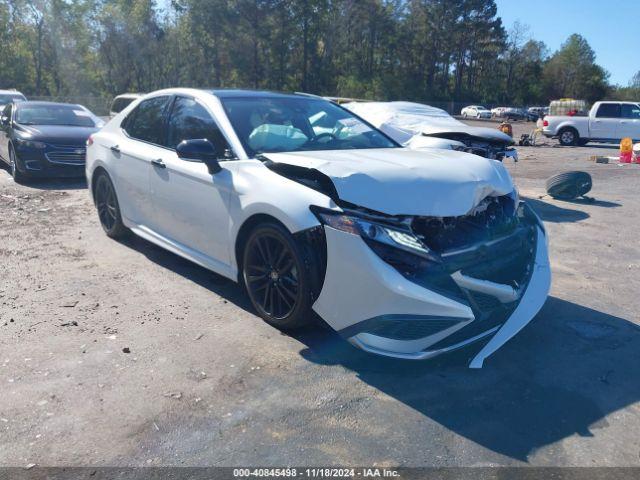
[{"x1": 338, "y1": 314, "x2": 467, "y2": 341}]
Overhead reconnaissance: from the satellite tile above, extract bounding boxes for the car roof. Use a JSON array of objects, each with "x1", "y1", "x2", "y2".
[
  {"x1": 0, "y1": 89, "x2": 25, "y2": 95},
  {"x1": 114, "y1": 93, "x2": 143, "y2": 99},
  {"x1": 600, "y1": 100, "x2": 640, "y2": 104},
  {"x1": 15, "y1": 101, "x2": 82, "y2": 108},
  {"x1": 207, "y1": 89, "x2": 315, "y2": 100}
]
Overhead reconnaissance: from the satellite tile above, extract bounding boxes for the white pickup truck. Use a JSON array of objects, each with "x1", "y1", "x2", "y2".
[{"x1": 543, "y1": 101, "x2": 640, "y2": 146}]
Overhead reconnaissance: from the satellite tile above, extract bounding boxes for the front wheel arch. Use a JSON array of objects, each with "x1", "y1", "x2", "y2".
[
  {"x1": 235, "y1": 214, "x2": 288, "y2": 282},
  {"x1": 234, "y1": 213, "x2": 327, "y2": 296}
]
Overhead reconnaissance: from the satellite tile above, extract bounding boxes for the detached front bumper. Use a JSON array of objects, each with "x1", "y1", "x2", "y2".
[{"x1": 312, "y1": 205, "x2": 551, "y2": 367}]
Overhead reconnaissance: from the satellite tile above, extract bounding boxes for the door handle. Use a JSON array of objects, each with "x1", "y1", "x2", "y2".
[
  {"x1": 151, "y1": 158, "x2": 166, "y2": 169},
  {"x1": 110, "y1": 145, "x2": 120, "y2": 153}
]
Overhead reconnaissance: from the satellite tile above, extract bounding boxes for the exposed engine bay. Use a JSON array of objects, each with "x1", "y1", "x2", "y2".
[{"x1": 423, "y1": 132, "x2": 518, "y2": 162}]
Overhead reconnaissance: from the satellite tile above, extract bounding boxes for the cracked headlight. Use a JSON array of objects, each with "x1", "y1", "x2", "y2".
[{"x1": 311, "y1": 207, "x2": 433, "y2": 259}]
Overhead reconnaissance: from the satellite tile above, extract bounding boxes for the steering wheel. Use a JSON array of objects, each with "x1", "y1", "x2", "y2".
[{"x1": 308, "y1": 132, "x2": 338, "y2": 144}]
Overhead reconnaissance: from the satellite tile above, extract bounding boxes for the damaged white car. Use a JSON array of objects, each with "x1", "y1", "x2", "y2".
[
  {"x1": 343, "y1": 101, "x2": 518, "y2": 162},
  {"x1": 87, "y1": 89, "x2": 550, "y2": 368}
]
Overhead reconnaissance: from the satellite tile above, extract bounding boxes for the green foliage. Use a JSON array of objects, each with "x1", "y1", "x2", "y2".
[
  {"x1": 541, "y1": 34, "x2": 609, "y2": 103},
  {"x1": 0, "y1": 0, "x2": 622, "y2": 106}
]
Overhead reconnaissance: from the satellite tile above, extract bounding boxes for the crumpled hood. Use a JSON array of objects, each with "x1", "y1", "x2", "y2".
[
  {"x1": 344, "y1": 101, "x2": 513, "y2": 145},
  {"x1": 265, "y1": 148, "x2": 514, "y2": 217},
  {"x1": 420, "y1": 124, "x2": 513, "y2": 143}
]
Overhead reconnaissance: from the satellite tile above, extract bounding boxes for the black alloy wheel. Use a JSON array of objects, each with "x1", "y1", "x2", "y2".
[
  {"x1": 242, "y1": 223, "x2": 315, "y2": 329},
  {"x1": 95, "y1": 173, "x2": 128, "y2": 238}
]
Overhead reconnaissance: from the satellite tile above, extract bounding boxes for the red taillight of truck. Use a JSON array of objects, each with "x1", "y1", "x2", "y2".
[{"x1": 543, "y1": 120, "x2": 549, "y2": 127}]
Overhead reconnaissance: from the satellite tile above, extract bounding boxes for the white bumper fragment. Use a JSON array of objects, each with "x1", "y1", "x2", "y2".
[{"x1": 468, "y1": 226, "x2": 551, "y2": 368}]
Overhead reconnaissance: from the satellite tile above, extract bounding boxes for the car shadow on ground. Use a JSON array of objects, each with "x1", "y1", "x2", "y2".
[
  {"x1": 523, "y1": 197, "x2": 591, "y2": 223},
  {"x1": 23, "y1": 177, "x2": 87, "y2": 190},
  {"x1": 117, "y1": 228, "x2": 640, "y2": 463},
  {"x1": 558, "y1": 197, "x2": 622, "y2": 208},
  {"x1": 293, "y1": 297, "x2": 640, "y2": 461},
  {"x1": 117, "y1": 234, "x2": 254, "y2": 312},
  {"x1": 0, "y1": 164, "x2": 87, "y2": 190}
]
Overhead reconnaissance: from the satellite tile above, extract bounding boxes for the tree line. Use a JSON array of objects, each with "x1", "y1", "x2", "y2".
[{"x1": 0, "y1": 0, "x2": 635, "y2": 106}]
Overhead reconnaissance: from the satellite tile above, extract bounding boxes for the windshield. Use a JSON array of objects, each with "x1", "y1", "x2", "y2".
[
  {"x1": 15, "y1": 104, "x2": 101, "y2": 127},
  {"x1": 220, "y1": 96, "x2": 397, "y2": 156}
]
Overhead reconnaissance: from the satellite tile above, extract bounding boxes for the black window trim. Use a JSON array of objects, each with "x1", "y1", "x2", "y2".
[{"x1": 165, "y1": 94, "x2": 237, "y2": 161}]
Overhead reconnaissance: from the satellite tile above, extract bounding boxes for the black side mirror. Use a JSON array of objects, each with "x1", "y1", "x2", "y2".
[
  {"x1": 0, "y1": 116, "x2": 8, "y2": 127},
  {"x1": 176, "y1": 138, "x2": 222, "y2": 174}
]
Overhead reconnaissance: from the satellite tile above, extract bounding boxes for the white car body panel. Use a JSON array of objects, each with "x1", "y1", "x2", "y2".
[
  {"x1": 149, "y1": 151, "x2": 233, "y2": 264},
  {"x1": 265, "y1": 148, "x2": 514, "y2": 217},
  {"x1": 87, "y1": 88, "x2": 549, "y2": 368},
  {"x1": 312, "y1": 227, "x2": 475, "y2": 345}
]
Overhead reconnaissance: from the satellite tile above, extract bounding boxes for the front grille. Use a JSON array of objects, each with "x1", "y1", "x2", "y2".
[{"x1": 45, "y1": 147, "x2": 86, "y2": 165}]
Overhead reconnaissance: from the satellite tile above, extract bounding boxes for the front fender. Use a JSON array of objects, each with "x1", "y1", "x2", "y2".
[{"x1": 225, "y1": 160, "x2": 336, "y2": 269}]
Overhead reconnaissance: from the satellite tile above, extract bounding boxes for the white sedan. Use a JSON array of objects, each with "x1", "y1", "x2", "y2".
[
  {"x1": 461, "y1": 105, "x2": 492, "y2": 119},
  {"x1": 86, "y1": 89, "x2": 550, "y2": 367}
]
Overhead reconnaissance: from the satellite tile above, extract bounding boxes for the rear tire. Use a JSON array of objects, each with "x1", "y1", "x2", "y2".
[
  {"x1": 558, "y1": 128, "x2": 578, "y2": 146},
  {"x1": 242, "y1": 222, "x2": 318, "y2": 329},
  {"x1": 9, "y1": 146, "x2": 29, "y2": 184},
  {"x1": 94, "y1": 172, "x2": 128, "y2": 238}
]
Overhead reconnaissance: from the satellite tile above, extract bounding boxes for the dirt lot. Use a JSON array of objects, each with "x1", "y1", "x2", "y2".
[{"x1": 1, "y1": 121, "x2": 639, "y2": 467}]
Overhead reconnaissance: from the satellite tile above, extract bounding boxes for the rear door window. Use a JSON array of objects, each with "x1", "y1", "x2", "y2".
[
  {"x1": 123, "y1": 96, "x2": 171, "y2": 145},
  {"x1": 621, "y1": 104, "x2": 640, "y2": 119},
  {"x1": 166, "y1": 97, "x2": 230, "y2": 156},
  {"x1": 595, "y1": 103, "x2": 621, "y2": 118}
]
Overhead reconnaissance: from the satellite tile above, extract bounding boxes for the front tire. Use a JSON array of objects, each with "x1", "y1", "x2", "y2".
[
  {"x1": 94, "y1": 172, "x2": 128, "y2": 238},
  {"x1": 9, "y1": 146, "x2": 29, "y2": 184},
  {"x1": 559, "y1": 128, "x2": 578, "y2": 146},
  {"x1": 242, "y1": 222, "x2": 317, "y2": 329}
]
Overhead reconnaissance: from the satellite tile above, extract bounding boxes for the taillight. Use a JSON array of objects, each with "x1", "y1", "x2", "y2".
[
  {"x1": 543, "y1": 120, "x2": 548, "y2": 127},
  {"x1": 86, "y1": 135, "x2": 94, "y2": 147}
]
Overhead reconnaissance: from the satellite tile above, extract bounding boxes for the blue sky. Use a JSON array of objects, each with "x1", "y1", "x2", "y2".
[{"x1": 494, "y1": 0, "x2": 638, "y2": 86}]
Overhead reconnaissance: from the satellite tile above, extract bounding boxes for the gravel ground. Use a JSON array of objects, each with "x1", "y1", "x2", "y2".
[{"x1": 1, "y1": 122, "x2": 639, "y2": 467}]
